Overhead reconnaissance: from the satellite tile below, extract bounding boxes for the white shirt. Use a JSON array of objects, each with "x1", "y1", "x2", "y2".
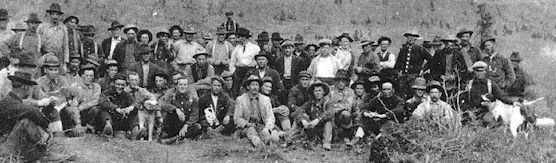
[
  {"x1": 376, "y1": 49, "x2": 396, "y2": 69},
  {"x1": 142, "y1": 63, "x2": 149, "y2": 86},
  {"x1": 258, "y1": 69, "x2": 266, "y2": 79},
  {"x1": 172, "y1": 41, "x2": 205, "y2": 64},
  {"x1": 335, "y1": 48, "x2": 352, "y2": 70},
  {"x1": 211, "y1": 93, "x2": 218, "y2": 108},
  {"x1": 108, "y1": 36, "x2": 122, "y2": 59},
  {"x1": 316, "y1": 56, "x2": 336, "y2": 78},
  {"x1": 284, "y1": 55, "x2": 292, "y2": 78},
  {"x1": 230, "y1": 41, "x2": 260, "y2": 73}
]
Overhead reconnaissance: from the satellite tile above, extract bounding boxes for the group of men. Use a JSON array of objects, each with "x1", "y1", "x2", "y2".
[{"x1": 0, "y1": 2, "x2": 531, "y2": 161}]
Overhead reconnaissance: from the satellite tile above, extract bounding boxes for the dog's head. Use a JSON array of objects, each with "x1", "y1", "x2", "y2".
[{"x1": 480, "y1": 93, "x2": 496, "y2": 110}]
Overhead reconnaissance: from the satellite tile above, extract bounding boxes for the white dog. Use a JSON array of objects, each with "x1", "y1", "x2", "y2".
[{"x1": 138, "y1": 99, "x2": 159, "y2": 141}]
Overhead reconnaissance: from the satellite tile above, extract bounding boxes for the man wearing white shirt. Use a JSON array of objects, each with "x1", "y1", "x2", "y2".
[
  {"x1": 171, "y1": 26, "x2": 205, "y2": 74},
  {"x1": 229, "y1": 27, "x2": 260, "y2": 93},
  {"x1": 375, "y1": 36, "x2": 396, "y2": 69}
]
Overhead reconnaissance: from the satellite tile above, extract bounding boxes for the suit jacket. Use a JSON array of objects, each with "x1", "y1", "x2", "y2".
[
  {"x1": 274, "y1": 55, "x2": 304, "y2": 81},
  {"x1": 113, "y1": 39, "x2": 141, "y2": 70},
  {"x1": 424, "y1": 48, "x2": 468, "y2": 81},
  {"x1": 198, "y1": 92, "x2": 235, "y2": 127},
  {"x1": 233, "y1": 93, "x2": 275, "y2": 130},
  {"x1": 131, "y1": 62, "x2": 165, "y2": 89}
]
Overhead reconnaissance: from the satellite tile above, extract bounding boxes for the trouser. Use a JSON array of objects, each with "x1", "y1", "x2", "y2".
[
  {"x1": 302, "y1": 121, "x2": 333, "y2": 146},
  {"x1": 99, "y1": 110, "x2": 137, "y2": 132},
  {"x1": 233, "y1": 66, "x2": 253, "y2": 93},
  {"x1": 274, "y1": 113, "x2": 291, "y2": 131},
  {"x1": 238, "y1": 124, "x2": 273, "y2": 147},
  {"x1": 334, "y1": 111, "x2": 355, "y2": 139},
  {"x1": 201, "y1": 119, "x2": 236, "y2": 136},
  {"x1": 161, "y1": 110, "x2": 202, "y2": 138},
  {"x1": 397, "y1": 74, "x2": 419, "y2": 99},
  {"x1": 61, "y1": 106, "x2": 100, "y2": 129}
]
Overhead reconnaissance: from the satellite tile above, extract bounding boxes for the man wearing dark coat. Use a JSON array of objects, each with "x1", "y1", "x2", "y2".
[
  {"x1": 248, "y1": 53, "x2": 284, "y2": 96},
  {"x1": 360, "y1": 81, "x2": 405, "y2": 136},
  {"x1": 113, "y1": 24, "x2": 141, "y2": 71},
  {"x1": 273, "y1": 41, "x2": 302, "y2": 91},
  {"x1": 198, "y1": 77, "x2": 235, "y2": 135},
  {"x1": 394, "y1": 30, "x2": 431, "y2": 99},
  {"x1": 287, "y1": 71, "x2": 313, "y2": 116},
  {"x1": 98, "y1": 73, "x2": 138, "y2": 137},
  {"x1": 130, "y1": 45, "x2": 165, "y2": 89}
]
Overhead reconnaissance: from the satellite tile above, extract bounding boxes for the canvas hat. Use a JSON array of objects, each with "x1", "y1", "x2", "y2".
[
  {"x1": 280, "y1": 40, "x2": 294, "y2": 47},
  {"x1": 220, "y1": 71, "x2": 233, "y2": 78},
  {"x1": 509, "y1": 52, "x2": 523, "y2": 61},
  {"x1": 304, "y1": 43, "x2": 319, "y2": 51},
  {"x1": 136, "y1": 45, "x2": 154, "y2": 55},
  {"x1": 472, "y1": 61, "x2": 488, "y2": 70},
  {"x1": 256, "y1": 31, "x2": 270, "y2": 42},
  {"x1": 481, "y1": 37, "x2": 496, "y2": 46},
  {"x1": 0, "y1": 9, "x2": 8, "y2": 20},
  {"x1": 350, "y1": 79, "x2": 368, "y2": 90},
  {"x1": 183, "y1": 26, "x2": 197, "y2": 34},
  {"x1": 46, "y1": 3, "x2": 64, "y2": 15},
  {"x1": 123, "y1": 24, "x2": 139, "y2": 34},
  {"x1": 202, "y1": 33, "x2": 213, "y2": 40},
  {"x1": 298, "y1": 71, "x2": 312, "y2": 79},
  {"x1": 24, "y1": 13, "x2": 41, "y2": 24},
  {"x1": 261, "y1": 76, "x2": 273, "y2": 84},
  {"x1": 11, "y1": 23, "x2": 27, "y2": 32},
  {"x1": 336, "y1": 33, "x2": 353, "y2": 42},
  {"x1": 243, "y1": 75, "x2": 261, "y2": 88},
  {"x1": 193, "y1": 52, "x2": 210, "y2": 59},
  {"x1": 309, "y1": 80, "x2": 330, "y2": 97},
  {"x1": 216, "y1": 27, "x2": 228, "y2": 35},
  {"x1": 225, "y1": 11, "x2": 234, "y2": 16},
  {"x1": 456, "y1": 28, "x2": 474, "y2": 38},
  {"x1": 137, "y1": 30, "x2": 153, "y2": 43},
  {"x1": 294, "y1": 34, "x2": 304, "y2": 45},
  {"x1": 426, "y1": 81, "x2": 444, "y2": 93},
  {"x1": 403, "y1": 29, "x2": 420, "y2": 37},
  {"x1": 368, "y1": 75, "x2": 381, "y2": 85},
  {"x1": 359, "y1": 35, "x2": 373, "y2": 46},
  {"x1": 8, "y1": 71, "x2": 37, "y2": 85},
  {"x1": 106, "y1": 59, "x2": 118, "y2": 67},
  {"x1": 271, "y1": 32, "x2": 283, "y2": 41},
  {"x1": 441, "y1": 34, "x2": 458, "y2": 42},
  {"x1": 107, "y1": 21, "x2": 124, "y2": 31},
  {"x1": 63, "y1": 15, "x2": 79, "y2": 24},
  {"x1": 43, "y1": 54, "x2": 60, "y2": 67},
  {"x1": 317, "y1": 39, "x2": 332, "y2": 46},
  {"x1": 411, "y1": 77, "x2": 427, "y2": 90},
  {"x1": 236, "y1": 28, "x2": 251, "y2": 38}
]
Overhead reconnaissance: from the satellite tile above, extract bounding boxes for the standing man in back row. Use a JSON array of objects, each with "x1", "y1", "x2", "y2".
[
  {"x1": 221, "y1": 12, "x2": 240, "y2": 33},
  {"x1": 229, "y1": 27, "x2": 260, "y2": 94},
  {"x1": 395, "y1": 29, "x2": 431, "y2": 99}
]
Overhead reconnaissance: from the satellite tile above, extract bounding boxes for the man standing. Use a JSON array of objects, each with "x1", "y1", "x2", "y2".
[
  {"x1": 64, "y1": 63, "x2": 101, "y2": 136},
  {"x1": 335, "y1": 33, "x2": 355, "y2": 78},
  {"x1": 131, "y1": 45, "x2": 165, "y2": 88},
  {"x1": 198, "y1": 77, "x2": 235, "y2": 135},
  {"x1": 307, "y1": 39, "x2": 341, "y2": 85},
  {"x1": 221, "y1": 12, "x2": 240, "y2": 32},
  {"x1": 79, "y1": 25, "x2": 100, "y2": 62},
  {"x1": 113, "y1": 24, "x2": 141, "y2": 71},
  {"x1": 356, "y1": 36, "x2": 381, "y2": 78},
  {"x1": 480, "y1": 38, "x2": 515, "y2": 90},
  {"x1": 37, "y1": 3, "x2": 69, "y2": 72},
  {"x1": 63, "y1": 16, "x2": 80, "y2": 56},
  {"x1": 206, "y1": 27, "x2": 233, "y2": 75},
  {"x1": 234, "y1": 75, "x2": 276, "y2": 148},
  {"x1": 159, "y1": 76, "x2": 202, "y2": 139},
  {"x1": 151, "y1": 30, "x2": 173, "y2": 74},
  {"x1": 248, "y1": 53, "x2": 283, "y2": 95},
  {"x1": 457, "y1": 28, "x2": 482, "y2": 70},
  {"x1": 293, "y1": 34, "x2": 310, "y2": 70},
  {"x1": 101, "y1": 21, "x2": 124, "y2": 62},
  {"x1": 507, "y1": 52, "x2": 529, "y2": 99},
  {"x1": 395, "y1": 29, "x2": 431, "y2": 99},
  {"x1": 229, "y1": 27, "x2": 260, "y2": 94},
  {"x1": 375, "y1": 36, "x2": 395, "y2": 69},
  {"x1": 171, "y1": 26, "x2": 205, "y2": 73},
  {"x1": 424, "y1": 35, "x2": 468, "y2": 84},
  {"x1": 274, "y1": 40, "x2": 301, "y2": 91},
  {"x1": 0, "y1": 9, "x2": 14, "y2": 44},
  {"x1": 185, "y1": 52, "x2": 214, "y2": 84},
  {"x1": 5, "y1": 13, "x2": 45, "y2": 60}
]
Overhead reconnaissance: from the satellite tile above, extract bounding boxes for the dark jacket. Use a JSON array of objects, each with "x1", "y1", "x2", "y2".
[
  {"x1": 198, "y1": 92, "x2": 234, "y2": 127},
  {"x1": 361, "y1": 95, "x2": 405, "y2": 122},
  {"x1": 425, "y1": 48, "x2": 468, "y2": 80},
  {"x1": 0, "y1": 92, "x2": 51, "y2": 132},
  {"x1": 99, "y1": 88, "x2": 137, "y2": 116},
  {"x1": 294, "y1": 99, "x2": 334, "y2": 123},
  {"x1": 131, "y1": 62, "x2": 165, "y2": 89},
  {"x1": 287, "y1": 84, "x2": 312, "y2": 111},
  {"x1": 461, "y1": 78, "x2": 513, "y2": 113},
  {"x1": 113, "y1": 39, "x2": 141, "y2": 70},
  {"x1": 507, "y1": 67, "x2": 528, "y2": 97},
  {"x1": 293, "y1": 50, "x2": 311, "y2": 70},
  {"x1": 395, "y1": 44, "x2": 431, "y2": 74},
  {"x1": 159, "y1": 88, "x2": 199, "y2": 126},
  {"x1": 481, "y1": 53, "x2": 516, "y2": 89},
  {"x1": 274, "y1": 55, "x2": 304, "y2": 81}
]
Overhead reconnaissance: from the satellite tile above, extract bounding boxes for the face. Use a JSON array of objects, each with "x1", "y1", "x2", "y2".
[
  {"x1": 248, "y1": 81, "x2": 260, "y2": 93},
  {"x1": 142, "y1": 52, "x2": 152, "y2": 62},
  {"x1": 484, "y1": 41, "x2": 495, "y2": 53},
  {"x1": 307, "y1": 46, "x2": 316, "y2": 55},
  {"x1": 406, "y1": 36, "x2": 417, "y2": 45},
  {"x1": 0, "y1": 20, "x2": 7, "y2": 29},
  {"x1": 256, "y1": 57, "x2": 267, "y2": 68},
  {"x1": 110, "y1": 29, "x2": 121, "y2": 37},
  {"x1": 313, "y1": 86, "x2": 325, "y2": 100},
  {"x1": 114, "y1": 79, "x2": 126, "y2": 93},
  {"x1": 370, "y1": 84, "x2": 380, "y2": 92},
  {"x1": 45, "y1": 66, "x2": 59, "y2": 78},
  {"x1": 511, "y1": 60, "x2": 520, "y2": 68},
  {"x1": 184, "y1": 33, "x2": 194, "y2": 42},
  {"x1": 126, "y1": 30, "x2": 136, "y2": 41},
  {"x1": 336, "y1": 79, "x2": 347, "y2": 90},
  {"x1": 81, "y1": 70, "x2": 95, "y2": 84},
  {"x1": 49, "y1": 12, "x2": 62, "y2": 22},
  {"x1": 226, "y1": 15, "x2": 232, "y2": 19},
  {"x1": 380, "y1": 40, "x2": 390, "y2": 51},
  {"x1": 69, "y1": 58, "x2": 81, "y2": 71},
  {"x1": 362, "y1": 44, "x2": 371, "y2": 52},
  {"x1": 238, "y1": 36, "x2": 248, "y2": 45},
  {"x1": 107, "y1": 66, "x2": 118, "y2": 78},
  {"x1": 371, "y1": 45, "x2": 378, "y2": 51},
  {"x1": 224, "y1": 77, "x2": 233, "y2": 89},
  {"x1": 320, "y1": 45, "x2": 331, "y2": 56},
  {"x1": 211, "y1": 80, "x2": 223, "y2": 94},
  {"x1": 354, "y1": 84, "x2": 365, "y2": 96},
  {"x1": 228, "y1": 34, "x2": 238, "y2": 44},
  {"x1": 66, "y1": 18, "x2": 77, "y2": 28},
  {"x1": 172, "y1": 74, "x2": 182, "y2": 85},
  {"x1": 27, "y1": 22, "x2": 40, "y2": 32},
  {"x1": 128, "y1": 75, "x2": 140, "y2": 87},
  {"x1": 18, "y1": 84, "x2": 31, "y2": 98},
  {"x1": 261, "y1": 82, "x2": 272, "y2": 95},
  {"x1": 217, "y1": 34, "x2": 225, "y2": 42},
  {"x1": 295, "y1": 44, "x2": 304, "y2": 50},
  {"x1": 429, "y1": 88, "x2": 441, "y2": 102},
  {"x1": 155, "y1": 76, "x2": 166, "y2": 88},
  {"x1": 340, "y1": 38, "x2": 350, "y2": 48},
  {"x1": 460, "y1": 33, "x2": 471, "y2": 42},
  {"x1": 196, "y1": 55, "x2": 207, "y2": 65},
  {"x1": 474, "y1": 69, "x2": 487, "y2": 79},
  {"x1": 381, "y1": 82, "x2": 394, "y2": 98},
  {"x1": 284, "y1": 46, "x2": 294, "y2": 55},
  {"x1": 300, "y1": 77, "x2": 310, "y2": 88},
  {"x1": 414, "y1": 88, "x2": 425, "y2": 97},
  {"x1": 140, "y1": 34, "x2": 150, "y2": 43},
  {"x1": 171, "y1": 30, "x2": 181, "y2": 40},
  {"x1": 177, "y1": 79, "x2": 189, "y2": 93},
  {"x1": 159, "y1": 35, "x2": 169, "y2": 42}
]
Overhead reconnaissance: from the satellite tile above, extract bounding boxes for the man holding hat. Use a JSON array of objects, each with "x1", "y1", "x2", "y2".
[
  {"x1": 274, "y1": 40, "x2": 302, "y2": 91},
  {"x1": 395, "y1": 29, "x2": 432, "y2": 99},
  {"x1": 506, "y1": 52, "x2": 530, "y2": 98},
  {"x1": 113, "y1": 24, "x2": 141, "y2": 71},
  {"x1": 229, "y1": 27, "x2": 260, "y2": 94},
  {"x1": 63, "y1": 15, "x2": 80, "y2": 57},
  {"x1": 457, "y1": 28, "x2": 482, "y2": 66},
  {"x1": 101, "y1": 21, "x2": 124, "y2": 61},
  {"x1": 5, "y1": 13, "x2": 45, "y2": 59},
  {"x1": 233, "y1": 75, "x2": 276, "y2": 148},
  {"x1": 170, "y1": 26, "x2": 205, "y2": 73},
  {"x1": 356, "y1": 35, "x2": 380, "y2": 79},
  {"x1": 36, "y1": 54, "x2": 69, "y2": 97},
  {"x1": 151, "y1": 29, "x2": 173, "y2": 73},
  {"x1": 37, "y1": 3, "x2": 70, "y2": 72},
  {"x1": 64, "y1": 63, "x2": 101, "y2": 136},
  {"x1": 130, "y1": 45, "x2": 165, "y2": 88},
  {"x1": 412, "y1": 81, "x2": 455, "y2": 121},
  {"x1": 221, "y1": 11, "x2": 240, "y2": 32},
  {"x1": 248, "y1": 52, "x2": 283, "y2": 95},
  {"x1": 480, "y1": 37, "x2": 515, "y2": 90},
  {"x1": 206, "y1": 27, "x2": 233, "y2": 75}
]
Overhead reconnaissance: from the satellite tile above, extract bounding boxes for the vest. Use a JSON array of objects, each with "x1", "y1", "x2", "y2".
[{"x1": 378, "y1": 51, "x2": 391, "y2": 62}]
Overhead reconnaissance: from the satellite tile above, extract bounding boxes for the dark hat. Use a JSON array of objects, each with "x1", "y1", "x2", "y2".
[
  {"x1": 43, "y1": 54, "x2": 60, "y2": 67},
  {"x1": 481, "y1": 37, "x2": 496, "y2": 45},
  {"x1": 298, "y1": 71, "x2": 312, "y2": 79},
  {"x1": 193, "y1": 52, "x2": 210, "y2": 59},
  {"x1": 256, "y1": 31, "x2": 269, "y2": 42},
  {"x1": 156, "y1": 30, "x2": 169, "y2": 38},
  {"x1": 294, "y1": 34, "x2": 304, "y2": 45},
  {"x1": 271, "y1": 32, "x2": 283, "y2": 41},
  {"x1": 183, "y1": 26, "x2": 197, "y2": 34},
  {"x1": 253, "y1": 53, "x2": 268, "y2": 60},
  {"x1": 336, "y1": 33, "x2": 353, "y2": 42},
  {"x1": 216, "y1": 27, "x2": 228, "y2": 35},
  {"x1": 168, "y1": 25, "x2": 183, "y2": 35},
  {"x1": 261, "y1": 76, "x2": 273, "y2": 84},
  {"x1": 11, "y1": 23, "x2": 27, "y2": 32},
  {"x1": 243, "y1": 75, "x2": 261, "y2": 88},
  {"x1": 225, "y1": 11, "x2": 234, "y2": 16},
  {"x1": 309, "y1": 80, "x2": 330, "y2": 97},
  {"x1": 335, "y1": 70, "x2": 350, "y2": 80},
  {"x1": 509, "y1": 52, "x2": 523, "y2": 61},
  {"x1": 136, "y1": 45, "x2": 153, "y2": 55},
  {"x1": 377, "y1": 36, "x2": 392, "y2": 44},
  {"x1": 403, "y1": 29, "x2": 420, "y2": 37},
  {"x1": 24, "y1": 13, "x2": 42, "y2": 24},
  {"x1": 0, "y1": 9, "x2": 8, "y2": 20},
  {"x1": 350, "y1": 79, "x2": 368, "y2": 90},
  {"x1": 105, "y1": 59, "x2": 118, "y2": 67},
  {"x1": 63, "y1": 15, "x2": 79, "y2": 24},
  {"x1": 123, "y1": 24, "x2": 139, "y2": 34},
  {"x1": 107, "y1": 21, "x2": 124, "y2": 31},
  {"x1": 304, "y1": 43, "x2": 319, "y2": 52},
  {"x1": 220, "y1": 70, "x2": 233, "y2": 78},
  {"x1": 236, "y1": 28, "x2": 251, "y2": 38},
  {"x1": 426, "y1": 81, "x2": 444, "y2": 93},
  {"x1": 8, "y1": 71, "x2": 37, "y2": 85},
  {"x1": 79, "y1": 25, "x2": 96, "y2": 36},
  {"x1": 411, "y1": 77, "x2": 427, "y2": 90},
  {"x1": 154, "y1": 73, "x2": 170, "y2": 81},
  {"x1": 46, "y1": 3, "x2": 64, "y2": 15},
  {"x1": 137, "y1": 30, "x2": 153, "y2": 43},
  {"x1": 85, "y1": 55, "x2": 100, "y2": 67},
  {"x1": 456, "y1": 28, "x2": 474, "y2": 38}
]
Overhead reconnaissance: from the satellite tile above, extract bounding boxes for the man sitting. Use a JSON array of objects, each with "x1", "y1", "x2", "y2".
[
  {"x1": 293, "y1": 81, "x2": 334, "y2": 150},
  {"x1": 413, "y1": 82, "x2": 455, "y2": 122},
  {"x1": 159, "y1": 77, "x2": 202, "y2": 140},
  {"x1": 198, "y1": 76, "x2": 235, "y2": 136},
  {"x1": 63, "y1": 63, "x2": 101, "y2": 136},
  {"x1": 359, "y1": 82, "x2": 404, "y2": 137},
  {"x1": 98, "y1": 73, "x2": 137, "y2": 138}
]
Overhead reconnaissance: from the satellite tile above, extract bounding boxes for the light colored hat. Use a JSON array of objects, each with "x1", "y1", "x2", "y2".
[
  {"x1": 318, "y1": 39, "x2": 332, "y2": 46},
  {"x1": 403, "y1": 28, "x2": 420, "y2": 37},
  {"x1": 472, "y1": 61, "x2": 488, "y2": 70}
]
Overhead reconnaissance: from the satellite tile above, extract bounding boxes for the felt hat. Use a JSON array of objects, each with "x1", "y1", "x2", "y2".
[
  {"x1": 426, "y1": 81, "x2": 444, "y2": 93},
  {"x1": 261, "y1": 76, "x2": 273, "y2": 84},
  {"x1": 336, "y1": 33, "x2": 353, "y2": 42},
  {"x1": 183, "y1": 26, "x2": 197, "y2": 34},
  {"x1": 156, "y1": 30, "x2": 170, "y2": 38},
  {"x1": 106, "y1": 59, "x2": 118, "y2": 67},
  {"x1": 298, "y1": 71, "x2": 312, "y2": 79},
  {"x1": 85, "y1": 55, "x2": 100, "y2": 67},
  {"x1": 43, "y1": 54, "x2": 60, "y2": 67},
  {"x1": 403, "y1": 29, "x2": 420, "y2": 37},
  {"x1": 136, "y1": 45, "x2": 154, "y2": 55},
  {"x1": 456, "y1": 28, "x2": 474, "y2": 38},
  {"x1": 441, "y1": 34, "x2": 458, "y2": 42},
  {"x1": 154, "y1": 73, "x2": 170, "y2": 82},
  {"x1": 243, "y1": 75, "x2": 261, "y2": 88},
  {"x1": 225, "y1": 11, "x2": 234, "y2": 16},
  {"x1": 8, "y1": 71, "x2": 37, "y2": 85},
  {"x1": 24, "y1": 13, "x2": 42, "y2": 24},
  {"x1": 481, "y1": 37, "x2": 496, "y2": 46},
  {"x1": 411, "y1": 77, "x2": 427, "y2": 90},
  {"x1": 350, "y1": 79, "x2": 368, "y2": 90},
  {"x1": 377, "y1": 36, "x2": 392, "y2": 44},
  {"x1": 0, "y1": 9, "x2": 8, "y2": 20},
  {"x1": 11, "y1": 23, "x2": 27, "y2": 32},
  {"x1": 137, "y1": 30, "x2": 153, "y2": 43},
  {"x1": 270, "y1": 32, "x2": 283, "y2": 41},
  {"x1": 168, "y1": 25, "x2": 183, "y2": 35},
  {"x1": 235, "y1": 27, "x2": 251, "y2": 38},
  {"x1": 220, "y1": 71, "x2": 233, "y2": 78},
  {"x1": 123, "y1": 24, "x2": 139, "y2": 34},
  {"x1": 317, "y1": 39, "x2": 332, "y2": 47},
  {"x1": 107, "y1": 21, "x2": 124, "y2": 31},
  {"x1": 46, "y1": 3, "x2": 64, "y2": 15},
  {"x1": 304, "y1": 43, "x2": 319, "y2": 52},
  {"x1": 202, "y1": 32, "x2": 213, "y2": 40},
  {"x1": 193, "y1": 52, "x2": 210, "y2": 59},
  {"x1": 256, "y1": 31, "x2": 270, "y2": 42},
  {"x1": 79, "y1": 62, "x2": 98, "y2": 77},
  {"x1": 368, "y1": 75, "x2": 381, "y2": 85},
  {"x1": 309, "y1": 80, "x2": 330, "y2": 97},
  {"x1": 216, "y1": 27, "x2": 228, "y2": 35},
  {"x1": 509, "y1": 52, "x2": 523, "y2": 61},
  {"x1": 280, "y1": 40, "x2": 294, "y2": 47},
  {"x1": 253, "y1": 53, "x2": 268, "y2": 60},
  {"x1": 359, "y1": 35, "x2": 373, "y2": 47},
  {"x1": 63, "y1": 15, "x2": 79, "y2": 24},
  {"x1": 472, "y1": 61, "x2": 488, "y2": 70},
  {"x1": 294, "y1": 34, "x2": 304, "y2": 45}
]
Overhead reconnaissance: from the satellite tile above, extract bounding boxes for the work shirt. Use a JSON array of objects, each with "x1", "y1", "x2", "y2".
[
  {"x1": 206, "y1": 40, "x2": 233, "y2": 64},
  {"x1": 5, "y1": 31, "x2": 45, "y2": 58},
  {"x1": 37, "y1": 22, "x2": 69, "y2": 62},
  {"x1": 230, "y1": 42, "x2": 260, "y2": 73},
  {"x1": 70, "y1": 81, "x2": 101, "y2": 111},
  {"x1": 413, "y1": 100, "x2": 454, "y2": 121},
  {"x1": 335, "y1": 47, "x2": 352, "y2": 70},
  {"x1": 172, "y1": 40, "x2": 205, "y2": 65},
  {"x1": 375, "y1": 49, "x2": 396, "y2": 69},
  {"x1": 36, "y1": 75, "x2": 68, "y2": 97}
]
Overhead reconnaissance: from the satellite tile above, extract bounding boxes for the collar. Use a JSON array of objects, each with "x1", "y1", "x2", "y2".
[{"x1": 112, "y1": 36, "x2": 122, "y2": 41}]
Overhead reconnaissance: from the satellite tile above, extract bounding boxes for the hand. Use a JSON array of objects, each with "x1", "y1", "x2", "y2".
[
  {"x1": 176, "y1": 109, "x2": 186, "y2": 122},
  {"x1": 115, "y1": 108, "x2": 123, "y2": 114},
  {"x1": 179, "y1": 124, "x2": 189, "y2": 137},
  {"x1": 223, "y1": 115, "x2": 230, "y2": 125},
  {"x1": 301, "y1": 120, "x2": 310, "y2": 129}
]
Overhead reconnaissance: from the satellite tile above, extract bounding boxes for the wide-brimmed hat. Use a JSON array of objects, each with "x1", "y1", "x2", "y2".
[
  {"x1": 46, "y1": 3, "x2": 64, "y2": 15},
  {"x1": 183, "y1": 26, "x2": 197, "y2": 34},
  {"x1": 11, "y1": 23, "x2": 27, "y2": 32},
  {"x1": 79, "y1": 62, "x2": 98, "y2": 77},
  {"x1": 236, "y1": 28, "x2": 251, "y2": 38},
  {"x1": 153, "y1": 73, "x2": 170, "y2": 82},
  {"x1": 509, "y1": 52, "x2": 523, "y2": 61},
  {"x1": 441, "y1": 34, "x2": 458, "y2": 43},
  {"x1": 137, "y1": 30, "x2": 153, "y2": 43},
  {"x1": 136, "y1": 45, "x2": 153, "y2": 55},
  {"x1": 243, "y1": 75, "x2": 261, "y2": 88},
  {"x1": 123, "y1": 24, "x2": 139, "y2": 34},
  {"x1": 79, "y1": 25, "x2": 96, "y2": 36},
  {"x1": 377, "y1": 36, "x2": 392, "y2": 44},
  {"x1": 471, "y1": 61, "x2": 488, "y2": 70},
  {"x1": 216, "y1": 27, "x2": 228, "y2": 35},
  {"x1": 63, "y1": 15, "x2": 79, "y2": 24},
  {"x1": 107, "y1": 21, "x2": 124, "y2": 31},
  {"x1": 481, "y1": 37, "x2": 496, "y2": 46},
  {"x1": 256, "y1": 31, "x2": 269, "y2": 42},
  {"x1": 106, "y1": 59, "x2": 118, "y2": 67},
  {"x1": 350, "y1": 79, "x2": 368, "y2": 90},
  {"x1": 261, "y1": 76, "x2": 273, "y2": 84},
  {"x1": 156, "y1": 30, "x2": 169, "y2": 38},
  {"x1": 225, "y1": 11, "x2": 234, "y2": 16},
  {"x1": 411, "y1": 77, "x2": 427, "y2": 90},
  {"x1": 0, "y1": 9, "x2": 8, "y2": 20},
  {"x1": 298, "y1": 71, "x2": 312, "y2": 79},
  {"x1": 294, "y1": 34, "x2": 304, "y2": 45},
  {"x1": 426, "y1": 81, "x2": 444, "y2": 93},
  {"x1": 456, "y1": 28, "x2": 474, "y2": 38},
  {"x1": 24, "y1": 13, "x2": 42, "y2": 24},
  {"x1": 336, "y1": 33, "x2": 353, "y2": 42},
  {"x1": 403, "y1": 29, "x2": 420, "y2": 37},
  {"x1": 220, "y1": 70, "x2": 233, "y2": 78},
  {"x1": 8, "y1": 71, "x2": 37, "y2": 85},
  {"x1": 193, "y1": 52, "x2": 210, "y2": 59},
  {"x1": 304, "y1": 43, "x2": 319, "y2": 52},
  {"x1": 168, "y1": 25, "x2": 183, "y2": 35},
  {"x1": 43, "y1": 54, "x2": 60, "y2": 67},
  {"x1": 271, "y1": 32, "x2": 283, "y2": 41},
  {"x1": 85, "y1": 55, "x2": 100, "y2": 67},
  {"x1": 309, "y1": 80, "x2": 330, "y2": 97},
  {"x1": 359, "y1": 35, "x2": 373, "y2": 47},
  {"x1": 317, "y1": 39, "x2": 332, "y2": 47},
  {"x1": 280, "y1": 40, "x2": 294, "y2": 47},
  {"x1": 368, "y1": 75, "x2": 381, "y2": 85},
  {"x1": 202, "y1": 33, "x2": 213, "y2": 40}
]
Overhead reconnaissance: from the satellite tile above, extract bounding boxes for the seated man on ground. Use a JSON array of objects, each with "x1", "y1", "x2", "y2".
[
  {"x1": 293, "y1": 81, "x2": 334, "y2": 150},
  {"x1": 124, "y1": 71, "x2": 158, "y2": 140},
  {"x1": 413, "y1": 82, "x2": 455, "y2": 122},
  {"x1": 63, "y1": 63, "x2": 101, "y2": 136},
  {"x1": 404, "y1": 77, "x2": 428, "y2": 120},
  {"x1": 198, "y1": 76, "x2": 235, "y2": 136},
  {"x1": 359, "y1": 81, "x2": 404, "y2": 138},
  {"x1": 328, "y1": 72, "x2": 356, "y2": 148},
  {"x1": 98, "y1": 73, "x2": 137, "y2": 138},
  {"x1": 159, "y1": 77, "x2": 202, "y2": 140}
]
